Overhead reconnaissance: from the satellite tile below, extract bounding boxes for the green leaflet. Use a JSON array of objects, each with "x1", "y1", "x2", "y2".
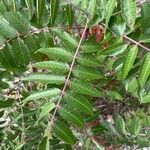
[
  {"x1": 3, "y1": 12, "x2": 30, "y2": 33},
  {"x1": 0, "y1": 82, "x2": 8, "y2": 90},
  {"x1": 139, "y1": 34, "x2": 150, "y2": 43},
  {"x1": 24, "y1": 35, "x2": 40, "y2": 60},
  {"x1": 120, "y1": 45, "x2": 138, "y2": 80},
  {"x1": 109, "y1": 16, "x2": 126, "y2": 36},
  {"x1": 0, "y1": 39, "x2": 30, "y2": 72},
  {"x1": 65, "y1": 4, "x2": 74, "y2": 27},
  {"x1": 0, "y1": 70, "x2": 11, "y2": 79},
  {"x1": 77, "y1": 55, "x2": 100, "y2": 67},
  {"x1": 38, "y1": 137, "x2": 49, "y2": 150},
  {"x1": 130, "y1": 116, "x2": 141, "y2": 136},
  {"x1": 98, "y1": 0, "x2": 107, "y2": 20},
  {"x1": 141, "y1": 91, "x2": 150, "y2": 103},
  {"x1": 58, "y1": 106, "x2": 84, "y2": 128},
  {"x1": 100, "y1": 43, "x2": 128, "y2": 56},
  {"x1": 0, "y1": 99, "x2": 13, "y2": 108},
  {"x1": 37, "y1": 48, "x2": 73, "y2": 62},
  {"x1": 0, "y1": 17, "x2": 17, "y2": 38},
  {"x1": 52, "y1": 121, "x2": 76, "y2": 145},
  {"x1": 114, "y1": 114, "x2": 126, "y2": 135},
  {"x1": 12, "y1": 38, "x2": 30, "y2": 67},
  {"x1": 0, "y1": 48, "x2": 10, "y2": 70},
  {"x1": 37, "y1": 103, "x2": 55, "y2": 122},
  {"x1": 121, "y1": 0, "x2": 136, "y2": 30},
  {"x1": 23, "y1": 74, "x2": 65, "y2": 85},
  {"x1": 0, "y1": 0, "x2": 6, "y2": 14},
  {"x1": 63, "y1": 93, "x2": 93, "y2": 115},
  {"x1": 23, "y1": 88, "x2": 61, "y2": 102},
  {"x1": 36, "y1": 0, "x2": 49, "y2": 27},
  {"x1": 73, "y1": 65, "x2": 104, "y2": 81},
  {"x1": 137, "y1": 138, "x2": 150, "y2": 147},
  {"x1": 80, "y1": 41, "x2": 101, "y2": 53},
  {"x1": 51, "y1": 143, "x2": 72, "y2": 149},
  {"x1": 101, "y1": 120, "x2": 118, "y2": 135},
  {"x1": 88, "y1": 0, "x2": 97, "y2": 21},
  {"x1": 141, "y1": 3, "x2": 150, "y2": 33},
  {"x1": 25, "y1": 0, "x2": 35, "y2": 19},
  {"x1": 113, "y1": 56, "x2": 124, "y2": 72},
  {"x1": 52, "y1": 29, "x2": 78, "y2": 51},
  {"x1": 0, "y1": 43, "x2": 19, "y2": 70},
  {"x1": 0, "y1": 35, "x2": 6, "y2": 47},
  {"x1": 106, "y1": 90, "x2": 123, "y2": 101},
  {"x1": 50, "y1": 0, "x2": 59, "y2": 26},
  {"x1": 105, "y1": 0, "x2": 116, "y2": 32},
  {"x1": 85, "y1": 112, "x2": 99, "y2": 122},
  {"x1": 125, "y1": 76, "x2": 138, "y2": 93},
  {"x1": 33, "y1": 61, "x2": 69, "y2": 74},
  {"x1": 70, "y1": 79, "x2": 102, "y2": 97},
  {"x1": 2, "y1": 0, "x2": 16, "y2": 12},
  {"x1": 38, "y1": 32, "x2": 54, "y2": 48},
  {"x1": 138, "y1": 53, "x2": 150, "y2": 88},
  {"x1": 0, "y1": 80, "x2": 8, "y2": 90}
]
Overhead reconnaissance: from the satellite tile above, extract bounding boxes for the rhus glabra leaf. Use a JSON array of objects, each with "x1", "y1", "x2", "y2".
[
  {"x1": 119, "y1": 45, "x2": 138, "y2": 80},
  {"x1": 52, "y1": 121, "x2": 76, "y2": 145},
  {"x1": 138, "y1": 53, "x2": 150, "y2": 88},
  {"x1": 121, "y1": 0, "x2": 136, "y2": 30}
]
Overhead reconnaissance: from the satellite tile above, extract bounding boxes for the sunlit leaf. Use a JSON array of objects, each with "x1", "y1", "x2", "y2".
[
  {"x1": 52, "y1": 121, "x2": 76, "y2": 145},
  {"x1": 121, "y1": 0, "x2": 136, "y2": 30}
]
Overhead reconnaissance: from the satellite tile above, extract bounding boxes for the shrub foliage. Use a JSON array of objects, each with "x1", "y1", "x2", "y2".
[{"x1": 0, "y1": 0, "x2": 150, "y2": 149}]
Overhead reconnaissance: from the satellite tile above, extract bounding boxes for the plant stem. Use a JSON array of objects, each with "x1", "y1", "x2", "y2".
[{"x1": 123, "y1": 35, "x2": 150, "y2": 52}]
